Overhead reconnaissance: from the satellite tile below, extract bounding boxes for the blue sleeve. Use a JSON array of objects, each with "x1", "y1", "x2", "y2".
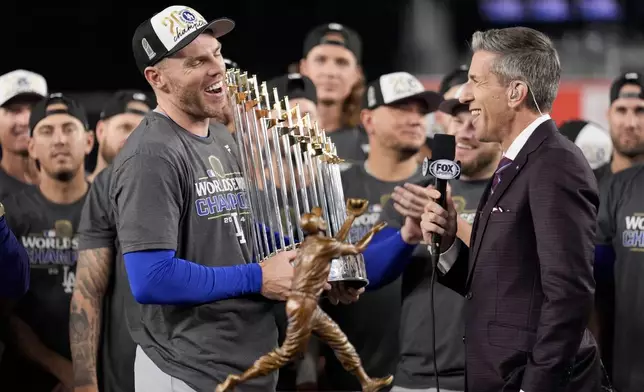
[
  {"x1": 0, "y1": 217, "x2": 30, "y2": 298},
  {"x1": 363, "y1": 227, "x2": 416, "y2": 290},
  {"x1": 594, "y1": 244, "x2": 615, "y2": 285},
  {"x1": 123, "y1": 250, "x2": 263, "y2": 305}
]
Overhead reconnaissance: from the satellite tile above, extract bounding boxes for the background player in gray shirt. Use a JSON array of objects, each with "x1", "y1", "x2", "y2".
[
  {"x1": 113, "y1": 6, "x2": 329, "y2": 392},
  {"x1": 377, "y1": 90, "x2": 501, "y2": 392},
  {"x1": 70, "y1": 90, "x2": 151, "y2": 392},
  {"x1": 321, "y1": 71, "x2": 442, "y2": 391}
]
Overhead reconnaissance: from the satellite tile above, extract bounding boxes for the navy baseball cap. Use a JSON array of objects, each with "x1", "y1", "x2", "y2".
[
  {"x1": 100, "y1": 90, "x2": 153, "y2": 120},
  {"x1": 29, "y1": 93, "x2": 89, "y2": 134},
  {"x1": 132, "y1": 5, "x2": 235, "y2": 74},
  {"x1": 266, "y1": 74, "x2": 317, "y2": 105},
  {"x1": 303, "y1": 23, "x2": 362, "y2": 63},
  {"x1": 363, "y1": 72, "x2": 443, "y2": 114},
  {"x1": 609, "y1": 72, "x2": 644, "y2": 103}
]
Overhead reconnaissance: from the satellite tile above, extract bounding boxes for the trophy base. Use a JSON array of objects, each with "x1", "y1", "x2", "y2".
[{"x1": 328, "y1": 254, "x2": 369, "y2": 289}]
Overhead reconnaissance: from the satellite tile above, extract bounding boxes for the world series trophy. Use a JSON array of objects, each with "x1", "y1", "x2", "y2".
[
  {"x1": 225, "y1": 68, "x2": 369, "y2": 288},
  {"x1": 220, "y1": 69, "x2": 393, "y2": 392}
]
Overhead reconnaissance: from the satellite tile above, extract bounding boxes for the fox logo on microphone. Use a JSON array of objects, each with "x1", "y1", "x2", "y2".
[{"x1": 424, "y1": 158, "x2": 461, "y2": 180}]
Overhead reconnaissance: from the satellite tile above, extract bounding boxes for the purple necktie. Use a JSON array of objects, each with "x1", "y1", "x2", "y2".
[{"x1": 491, "y1": 156, "x2": 514, "y2": 195}]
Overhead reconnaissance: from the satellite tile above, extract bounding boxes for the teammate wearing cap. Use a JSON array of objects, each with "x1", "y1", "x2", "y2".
[
  {"x1": 593, "y1": 72, "x2": 644, "y2": 191},
  {"x1": 0, "y1": 70, "x2": 48, "y2": 200},
  {"x1": 368, "y1": 89, "x2": 501, "y2": 392},
  {"x1": 299, "y1": 23, "x2": 368, "y2": 167},
  {"x1": 320, "y1": 72, "x2": 442, "y2": 391},
  {"x1": 116, "y1": 6, "x2": 335, "y2": 392},
  {"x1": 590, "y1": 72, "x2": 644, "y2": 378},
  {"x1": 87, "y1": 90, "x2": 152, "y2": 182},
  {"x1": 595, "y1": 163, "x2": 644, "y2": 392},
  {"x1": 1, "y1": 93, "x2": 93, "y2": 392},
  {"x1": 70, "y1": 92, "x2": 151, "y2": 392}
]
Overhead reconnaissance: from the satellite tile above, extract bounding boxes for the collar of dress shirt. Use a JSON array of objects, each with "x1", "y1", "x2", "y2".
[{"x1": 504, "y1": 114, "x2": 551, "y2": 160}]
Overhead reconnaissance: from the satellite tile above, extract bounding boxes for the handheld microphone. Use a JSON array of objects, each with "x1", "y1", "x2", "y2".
[
  {"x1": 420, "y1": 133, "x2": 460, "y2": 392},
  {"x1": 422, "y1": 134, "x2": 461, "y2": 257}
]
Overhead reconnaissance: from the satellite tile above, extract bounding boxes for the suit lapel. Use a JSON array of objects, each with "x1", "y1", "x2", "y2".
[{"x1": 466, "y1": 120, "x2": 556, "y2": 286}]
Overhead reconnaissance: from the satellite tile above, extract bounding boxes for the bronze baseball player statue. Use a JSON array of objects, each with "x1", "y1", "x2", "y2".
[{"x1": 216, "y1": 199, "x2": 392, "y2": 392}]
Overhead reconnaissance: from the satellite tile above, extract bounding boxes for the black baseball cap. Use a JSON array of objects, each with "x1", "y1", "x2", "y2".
[
  {"x1": 439, "y1": 65, "x2": 469, "y2": 96},
  {"x1": 303, "y1": 23, "x2": 362, "y2": 63},
  {"x1": 363, "y1": 72, "x2": 443, "y2": 114},
  {"x1": 132, "y1": 6, "x2": 235, "y2": 74},
  {"x1": 438, "y1": 84, "x2": 469, "y2": 115},
  {"x1": 29, "y1": 93, "x2": 89, "y2": 134},
  {"x1": 266, "y1": 74, "x2": 317, "y2": 105},
  {"x1": 100, "y1": 90, "x2": 153, "y2": 120},
  {"x1": 610, "y1": 72, "x2": 644, "y2": 103}
]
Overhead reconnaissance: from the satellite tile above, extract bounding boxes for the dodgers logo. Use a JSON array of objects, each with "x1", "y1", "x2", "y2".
[{"x1": 180, "y1": 9, "x2": 196, "y2": 23}]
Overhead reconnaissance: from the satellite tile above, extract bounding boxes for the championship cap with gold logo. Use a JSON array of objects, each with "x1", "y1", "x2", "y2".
[{"x1": 132, "y1": 5, "x2": 235, "y2": 74}]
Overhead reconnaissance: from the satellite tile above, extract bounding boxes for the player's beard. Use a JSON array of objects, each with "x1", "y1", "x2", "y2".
[
  {"x1": 170, "y1": 78, "x2": 226, "y2": 121},
  {"x1": 460, "y1": 147, "x2": 500, "y2": 178},
  {"x1": 99, "y1": 143, "x2": 118, "y2": 165},
  {"x1": 612, "y1": 133, "x2": 644, "y2": 159}
]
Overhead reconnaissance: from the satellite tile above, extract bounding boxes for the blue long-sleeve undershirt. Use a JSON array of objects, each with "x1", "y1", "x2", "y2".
[
  {"x1": 0, "y1": 216, "x2": 30, "y2": 298},
  {"x1": 363, "y1": 227, "x2": 416, "y2": 290},
  {"x1": 123, "y1": 250, "x2": 263, "y2": 305},
  {"x1": 594, "y1": 244, "x2": 615, "y2": 285}
]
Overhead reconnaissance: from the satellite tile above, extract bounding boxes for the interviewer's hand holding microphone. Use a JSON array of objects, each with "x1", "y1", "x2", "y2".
[{"x1": 392, "y1": 183, "x2": 458, "y2": 252}]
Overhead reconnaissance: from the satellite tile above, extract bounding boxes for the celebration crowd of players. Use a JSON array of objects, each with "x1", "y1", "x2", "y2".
[{"x1": 0, "y1": 4, "x2": 643, "y2": 392}]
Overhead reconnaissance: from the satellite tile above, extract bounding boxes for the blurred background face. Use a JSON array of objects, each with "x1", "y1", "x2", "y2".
[
  {"x1": 0, "y1": 98, "x2": 40, "y2": 156},
  {"x1": 607, "y1": 84, "x2": 644, "y2": 158},
  {"x1": 446, "y1": 109, "x2": 501, "y2": 177},
  {"x1": 434, "y1": 84, "x2": 464, "y2": 133},
  {"x1": 300, "y1": 42, "x2": 360, "y2": 105},
  {"x1": 290, "y1": 98, "x2": 318, "y2": 124},
  {"x1": 97, "y1": 102, "x2": 148, "y2": 164},
  {"x1": 29, "y1": 106, "x2": 93, "y2": 181},
  {"x1": 364, "y1": 99, "x2": 427, "y2": 157}
]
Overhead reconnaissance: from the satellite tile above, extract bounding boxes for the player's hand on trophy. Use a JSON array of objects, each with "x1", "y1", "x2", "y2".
[
  {"x1": 260, "y1": 250, "x2": 297, "y2": 301},
  {"x1": 392, "y1": 183, "x2": 435, "y2": 220},
  {"x1": 346, "y1": 198, "x2": 369, "y2": 217},
  {"x1": 327, "y1": 282, "x2": 365, "y2": 305},
  {"x1": 420, "y1": 186, "x2": 458, "y2": 252}
]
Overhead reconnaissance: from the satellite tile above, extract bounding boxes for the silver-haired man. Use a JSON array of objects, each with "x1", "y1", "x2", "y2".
[{"x1": 418, "y1": 27, "x2": 602, "y2": 391}]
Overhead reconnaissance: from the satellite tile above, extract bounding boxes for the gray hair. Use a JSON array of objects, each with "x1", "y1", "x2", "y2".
[{"x1": 471, "y1": 27, "x2": 561, "y2": 113}]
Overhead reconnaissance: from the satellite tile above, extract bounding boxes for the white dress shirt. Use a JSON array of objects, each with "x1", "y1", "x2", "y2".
[{"x1": 434, "y1": 114, "x2": 550, "y2": 392}]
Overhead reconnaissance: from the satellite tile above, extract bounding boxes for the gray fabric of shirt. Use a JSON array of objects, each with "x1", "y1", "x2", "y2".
[{"x1": 109, "y1": 113, "x2": 277, "y2": 392}]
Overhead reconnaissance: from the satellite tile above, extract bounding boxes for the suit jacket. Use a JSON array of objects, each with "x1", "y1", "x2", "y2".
[{"x1": 439, "y1": 120, "x2": 603, "y2": 392}]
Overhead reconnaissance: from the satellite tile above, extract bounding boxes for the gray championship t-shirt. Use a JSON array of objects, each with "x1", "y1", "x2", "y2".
[
  {"x1": 2, "y1": 186, "x2": 87, "y2": 391},
  {"x1": 380, "y1": 176, "x2": 489, "y2": 390},
  {"x1": 0, "y1": 167, "x2": 34, "y2": 201},
  {"x1": 321, "y1": 163, "x2": 423, "y2": 391},
  {"x1": 596, "y1": 164, "x2": 644, "y2": 392},
  {"x1": 329, "y1": 127, "x2": 369, "y2": 170},
  {"x1": 77, "y1": 166, "x2": 137, "y2": 392},
  {"x1": 110, "y1": 113, "x2": 277, "y2": 392}
]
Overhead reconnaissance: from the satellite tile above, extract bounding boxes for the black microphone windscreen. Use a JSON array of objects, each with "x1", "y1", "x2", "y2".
[{"x1": 432, "y1": 134, "x2": 456, "y2": 161}]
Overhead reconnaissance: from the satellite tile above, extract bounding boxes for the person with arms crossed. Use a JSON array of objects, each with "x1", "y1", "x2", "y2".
[
  {"x1": 377, "y1": 89, "x2": 501, "y2": 392},
  {"x1": 113, "y1": 6, "x2": 353, "y2": 391},
  {"x1": 0, "y1": 70, "x2": 47, "y2": 200},
  {"x1": 69, "y1": 91, "x2": 152, "y2": 392},
  {"x1": 419, "y1": 27, "x2": 602, "y2": 392},
  {"x1": 595, "y1": 164, "x2": 644, "y2": 392},
  {"x1": 1, "y1": 93, "x2": 94, "y2": 392},
  {"x1": 87, "y1": 90, "x2": 153, "y2": 182},
  {"x1": 321, "y1": 71, "x2": 442, "y2": 391}
]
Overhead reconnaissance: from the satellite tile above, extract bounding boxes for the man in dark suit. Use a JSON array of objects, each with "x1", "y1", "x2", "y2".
[{"x1": 419, "y1": 27, "x2": 602, "y2": 392}]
